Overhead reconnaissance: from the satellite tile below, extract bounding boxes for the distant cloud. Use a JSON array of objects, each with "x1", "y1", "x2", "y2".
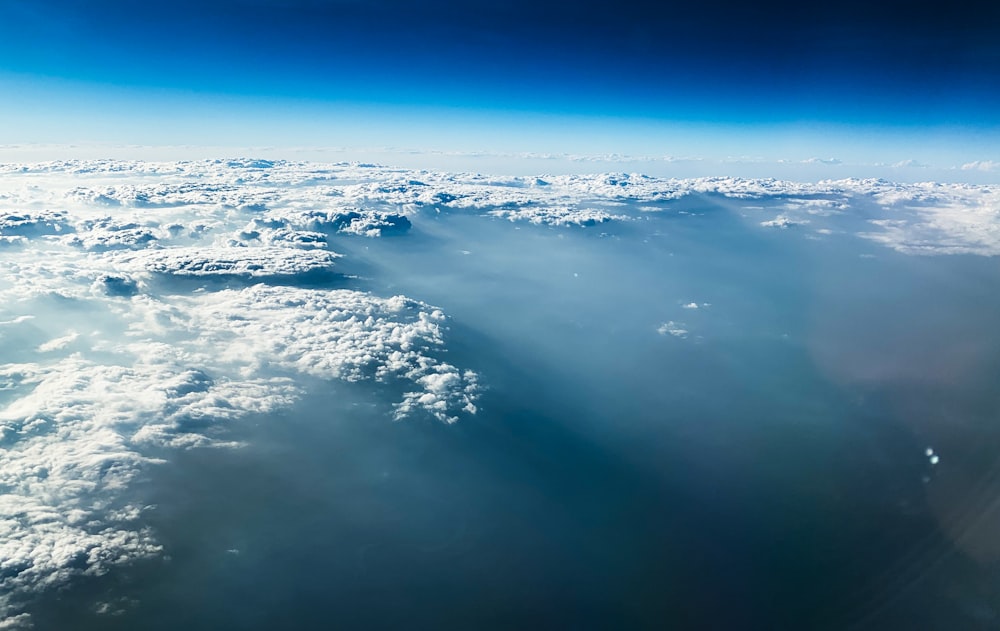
[
  {"x1": 488, "y1": 206, "x2": 625, "y2": 226},
  {"x1": 891, "y1": 159, "x2": 928, "y2": 168},
  {"x1": 252, "y1": 207, "x2": 412, "y2": 239},
  {"x1": 658, "y1": 321, "x2": 688, "y2": 338},
  {"x1": 961, "y1": 160, "x2": 1000, "y2": 172},
  {"x1": 760, "y1": 215, "x2": 809, "y2": 228},
  {"x1": 802, "y1": 157, "x2": 842, "y2": 165},
  {"x1": 112, "y1": 246, "x2": 342, "y2": 279},
  {"x1": 62, "y1": 217, "x2": 163, "y2": 251}
]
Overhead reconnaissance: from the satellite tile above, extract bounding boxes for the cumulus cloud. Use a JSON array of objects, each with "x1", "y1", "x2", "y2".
[
  {"x1": 254, "y1": 207, "x2": 412, "y2": 238},
  {"x1": 62, "y1": 217, "x2": 163, "y2": 251},
  {"x1": 487, "y1": 206, "x2": 626, "y2": 226},
  {"x1": 0, "y1": 350, "x2": 304, "y2": 619},
  {"x1": 92, "y1": 273, "x2": 140, "y2": 297},
  {"x1": 4, "y1": 158, "x2": 1000, "y2": 258},
  {"x1": 0, "y1": 281, "x2": 480, "y2": 623},
  {"x1": 111, "y1": 246, "x2": 342, "y2": 279},
  {"x1": 0, "y1": 158, "x2": 492, "y2": 625},
  {"x1": 232, "y1": 220, "x2": 328, "y2": 248},
  {"x1": 0, "y1": 357, "x2": 166, "y2": 622},
  {"x1": 172, "y1": 286, "x2": 480, "y2": 422},
  {"x1": 0, "y1": 211, "x2": 70, "y2": 238},
  {"x1": 761, "y1": 215, "x2": 809, "y2": 228},
  {"x1": 840, "y1": 181, "x2": 1000, "y2": 256}
]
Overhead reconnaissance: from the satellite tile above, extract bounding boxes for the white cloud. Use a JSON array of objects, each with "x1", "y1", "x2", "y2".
[
  {"x1": 0, "y1": 159, "x2": 493, "y2": 624},
  {"x1": 0, "y1": 281, "x2": 481, "y2": 622},
  {"x1": 0, "y1": 613, "x2": 32, "y2": 629},
  {"x1": 172, "y1": 286, "x2": 480, "y2": 422},
  {"x1": 0, "y1": 357, "x2": 168, "y2": 622},
  {"x1": 891, "y1": 159, "x2": 928, "y2": 168},
  {"x1": 760, "y1": 215, "x2": 809, "y2": 229},
  {"x1": 847, "y1": 182, "x2": 1000, "y2": 256},
  {"x1": 37, "y1": 331, "x2": 79, "y2": 352},
  {"x1": 657, "y1": 321, "x2": 688, "y2": 338},
  {"x1": 3, "y1": 158, "x2": 999, "y2": 260},
  {"x1": 0, "y1": 211, "x2": 69, "y2": 238},
  {"x1": 244, "y1": 207, "x2": 412, "y2": 239},
  {"x1": 0, "y1": 316, "x2": 34, "y2": 326},
  {"x1": 961, "y1": 160, "x2": 1000, "y2": 172},
  {"x1": 487, "y1": 206, "x2": 626, "y2": 226},
  {"x1": 111, "y1": 246, "x2": 342, "y2": 279},
  {"x1": 62, "y1": 217, "x2": 163, "y2": 251}
]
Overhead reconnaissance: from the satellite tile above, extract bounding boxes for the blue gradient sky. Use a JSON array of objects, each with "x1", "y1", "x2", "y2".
[{"x1": 1, "y1": 0, "x2": 998, "y2": 172}]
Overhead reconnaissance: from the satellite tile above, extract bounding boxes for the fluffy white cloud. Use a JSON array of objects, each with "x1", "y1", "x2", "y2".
[
  {"x1": 0, "y1": 281, "x2": 480, "y2": 623},
  {"x1": 250, "y1": 207, "x2": 412, "y2": 238},
  {"x1": 838, "y1": 180, "x2": 1000, "y2": 256},
  {"x1": 0, "y1": 211, "x2": 70, "y2": 238},
  {"x1": 760, "y1": 215, "x2": 809, "y2": 229},
  {"x1": 62, "y1": 217, "x2": 164, "y2": 251},
  {"x1": 3, "y1": 158, "x2": 1000, "y2": 261},
  {"x1": 171, "y1": 286, "x2": 480, "y2": 422},
  {"x1": 11, "y1": 157, "x2": 995, "y2": 248},
  {"x1": 0, "y1": 159, "x2": 496, "y2": 625},
  {"x1": 0, "y1": 357, "x2": 164, "y2": 622},
  {"x1": 0, "y1": 348, "x2": 310, "y2": 619},
  {"x1": 110, "y1": 246, "x2": 342, "y2": 279},
  {"x1": 487, "y1": 206, "x2": 626, "y2": 226}
]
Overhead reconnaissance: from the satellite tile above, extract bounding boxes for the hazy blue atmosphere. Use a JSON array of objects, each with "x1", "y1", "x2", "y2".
[
  {"x1": 1, "y1": 0, "x2": 999, "y2": 172},
  {"x1": 1, "y1": 1, "x2": 999, "y2": 629}
]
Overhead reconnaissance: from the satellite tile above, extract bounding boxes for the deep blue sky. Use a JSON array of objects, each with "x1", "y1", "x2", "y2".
[{"x1": 1, "y1": 0, "x2": 998, "y2": 165}]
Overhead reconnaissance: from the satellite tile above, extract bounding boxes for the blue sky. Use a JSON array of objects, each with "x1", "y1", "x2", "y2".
[{"x1": 1, "y1": 0, "x2": 998, "y2": 174}]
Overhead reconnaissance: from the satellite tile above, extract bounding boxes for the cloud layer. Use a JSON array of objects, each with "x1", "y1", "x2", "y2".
[{"x1": 1, "y1": 157, "x2": 998, "y2": 626}]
